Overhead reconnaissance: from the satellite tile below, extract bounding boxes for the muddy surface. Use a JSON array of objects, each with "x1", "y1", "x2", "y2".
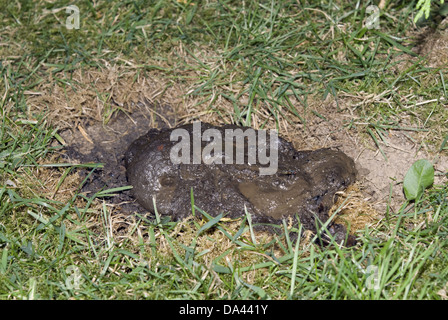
[
  {"x1": 59, "y1": 92, "x2": 447, "y2": 246},
  {"x1": 60, "y1": 101, "x2": 176, "y2": 213},
  {"x1": 125, "y1": 122, "x2": 357, "y2": 244}
]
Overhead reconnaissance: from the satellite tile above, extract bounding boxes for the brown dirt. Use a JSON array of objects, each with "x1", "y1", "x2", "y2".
[
  {"x1": 58, "y1": 100, "x2": 177, "y2": 213},
  {"x1": 415, "y1": 17, "x2": 448, "y2": 69},
  {"x1": 291, "y1": 98, "x2": 448, "y2": 215},
  {"x1": 54, "y1": 89, "x2": 447, "y2": 236}
]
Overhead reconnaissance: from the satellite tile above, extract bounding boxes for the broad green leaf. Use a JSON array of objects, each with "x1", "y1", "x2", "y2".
[{"x1": 403, "y1": 159, "x2": 434, "y2": 201}]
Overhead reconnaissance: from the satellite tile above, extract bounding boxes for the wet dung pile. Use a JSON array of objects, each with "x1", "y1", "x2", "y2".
[{"x1": 125, "y1": 122, "x2": 358, "y2": 244}]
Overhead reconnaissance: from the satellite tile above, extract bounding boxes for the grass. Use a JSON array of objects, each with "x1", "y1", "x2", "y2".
[{"x1": 0, "y1": 0, "x2": 447, "y2": 300}]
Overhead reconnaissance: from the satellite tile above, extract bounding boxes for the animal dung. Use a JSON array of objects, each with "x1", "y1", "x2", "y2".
[{"x1": 125, "y1": 122, "x2": 357, "y2": 245}]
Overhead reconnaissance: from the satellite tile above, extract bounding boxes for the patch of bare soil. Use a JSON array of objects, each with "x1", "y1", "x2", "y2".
[
  {"x1": 34, "y1": 23, "x2": 447, "y2": 238},
  {"x1": 292, "y1": 100, "x2": 448, "y2": 216},
  {"x1": 415, "y1": 17, "x2": 448, "y2": 68},
  {"x1": 57, "y1": 92, "x2": 447, "y2": 237}
]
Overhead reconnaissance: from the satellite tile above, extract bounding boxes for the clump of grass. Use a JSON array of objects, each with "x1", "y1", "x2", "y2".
[
  {"x1": 2, "y1": 122, "x2": 447, "y2": 299},
  {"x1": 1, "y1": 0, "x2": 447, "y2": 301}
]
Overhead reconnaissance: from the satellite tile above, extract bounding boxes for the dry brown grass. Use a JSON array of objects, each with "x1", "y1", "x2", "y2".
[
  {"x1": 25, "y1": 66, "x2": 188, "y2": 130},
  {"x1": 332, "y1": 183, "x2": 381, "y2": 233}
]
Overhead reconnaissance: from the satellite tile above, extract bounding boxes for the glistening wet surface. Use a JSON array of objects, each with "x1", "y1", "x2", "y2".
[{"x1": 125, "y1": 122, "x2": 357, "y2": 245}]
